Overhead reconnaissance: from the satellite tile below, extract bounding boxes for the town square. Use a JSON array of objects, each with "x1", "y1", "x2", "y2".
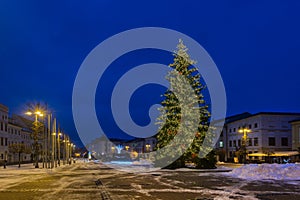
[{"x1": 1, "y1": 1, "x2": 300, "y2": 199}]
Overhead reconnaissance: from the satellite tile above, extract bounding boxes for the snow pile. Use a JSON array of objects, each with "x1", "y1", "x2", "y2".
[{"x1": 227, "y1": 163, "x2": 300, "y2": 181}]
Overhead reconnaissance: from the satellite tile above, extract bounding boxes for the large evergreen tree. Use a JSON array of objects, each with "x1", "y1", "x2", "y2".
[{"x1": 155, "y1": 39, "x2": 215, "y2": 169}]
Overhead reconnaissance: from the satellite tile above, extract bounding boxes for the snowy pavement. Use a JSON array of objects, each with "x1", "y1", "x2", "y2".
[{"x1": 0, "y1": 161, "x2": 299, "y2": 200}]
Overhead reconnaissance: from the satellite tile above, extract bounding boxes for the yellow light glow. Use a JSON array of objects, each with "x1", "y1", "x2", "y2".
[
  {"x1": 75, "y1": 153, "x2": 80, "y2": 157},
  {"x1": 25, "y1": 111, "x2": 32, "y2": 115},
  {"x1": 239, "y1": 128, "x2": 251, "y2": 133},
  {"x1": 35, "y1": 111, "x2": 41, "y2": 115}
]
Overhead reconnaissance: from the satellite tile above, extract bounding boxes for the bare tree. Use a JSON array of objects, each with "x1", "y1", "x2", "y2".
[{"x1": 9, "y1": 143, "x2": 31, "y2": 168}]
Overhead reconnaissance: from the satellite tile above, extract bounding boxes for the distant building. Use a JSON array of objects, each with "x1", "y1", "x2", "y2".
[
  {"x1": 86, "y1": 135, "x2": 157, "y2": 160},
  {"x1": 125, "y1": 137, "x2": 156, "y2": 153},
  {"x1": 0, "y1": 103, "x2": 34, "y2": 165},
  {"x1": 215, "y1": 112, "x2": 252, "y2": 161},
  {"x1": 0, "y1": 104, "x2": 9, "y2": 164},
  {"x1": 290, "y1": 118, "x2": 300, "y2": 151},
  {"x1": 85, "y1": 111, "x2": 300, "y2": 163},
  {"x1": 86, "y1": 136, "x2": 120, "y2": 158},
  {"x1": 7, "y1": 115, "x2": 33, "y2": 163},
  {"x1": 216, "y1": 112, "x2": 300, "y2": 162}
]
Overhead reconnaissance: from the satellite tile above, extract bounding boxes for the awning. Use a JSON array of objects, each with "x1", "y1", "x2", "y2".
[
  {"x1": 248, "y1": 153, "x2": 267, "y2": 157},
  {"x1": 248, "y1": 151, "x2": 299, "y2": 157},
  {"x1": 272, "y1": 151, "x2": 299, "y2": 157}
]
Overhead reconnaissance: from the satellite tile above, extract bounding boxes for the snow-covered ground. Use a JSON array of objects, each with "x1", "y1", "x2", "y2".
[
  {"x1": 226, "y1": 163, "x2": 300, "y2": 181},
  {"x1": 0, "y1": 161, "x2": 299, "y2": 199}
]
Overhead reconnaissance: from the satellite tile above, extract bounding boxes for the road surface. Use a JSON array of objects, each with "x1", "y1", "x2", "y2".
[{"x1": 0, "y1": 161, "x2": 299, "y2": 200}]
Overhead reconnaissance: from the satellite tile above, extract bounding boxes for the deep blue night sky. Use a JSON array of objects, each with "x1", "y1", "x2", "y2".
[{"x1": 1, "y1": 0, "x2": 300, "y2": 146}]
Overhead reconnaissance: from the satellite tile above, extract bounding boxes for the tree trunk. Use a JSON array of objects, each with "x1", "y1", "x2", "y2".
[{"x1": 18, "y1": 152, "x2": 21, "y2": 168}]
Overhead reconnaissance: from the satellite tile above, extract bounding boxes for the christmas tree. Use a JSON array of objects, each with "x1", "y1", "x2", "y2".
[{"x1": 155, "y1": 39, "x2": 215, "y2": 169}]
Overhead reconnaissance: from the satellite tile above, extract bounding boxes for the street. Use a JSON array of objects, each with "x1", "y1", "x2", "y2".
[{"x1": 0, "y1": 161, "x2": 299, "y2": 200}]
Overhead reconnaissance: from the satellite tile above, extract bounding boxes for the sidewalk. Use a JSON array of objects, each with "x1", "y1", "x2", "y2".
[{"x1": 0, "y1": 162, "x2": 79, "y2": 174}]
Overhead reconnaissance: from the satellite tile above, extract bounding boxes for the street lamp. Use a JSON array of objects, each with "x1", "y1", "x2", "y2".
[
  {"x1": 238, "y1": 127, "x2": 251, "y2": 164},
  {"x1": 62, "y1": 135, "x2": 67, "y2": 165},
  {"x1": 26, "y1": 110, "x2": 44, "y2": 168},
  {"x1": 70, "y1": 143, "x2": 75, "y2": 164},
  {"x1": 67, "y1": 142, "x2": 71, "y2": 164},
  {"x1": 145, "y1": 144, "x2": 151, "y2": 152},
  {"x1": 57, "y1": 132, "x2": 62, "y2": 166},
  {"x1": 111, "y1": 146, "x2": 115, "y2": 153}
]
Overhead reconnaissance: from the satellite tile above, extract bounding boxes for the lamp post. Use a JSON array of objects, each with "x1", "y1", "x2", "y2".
[
  {"x1": 145, "y1": 144, "x2": 151, "y2": 152},
  {"x1": 47, "y1": 114, "x2": 52, "y2": 168},
  {"x1": 238, "y1": 127, "x2": 251, "y2": 164},
  {"x1": 70, "y1": 143, "x2": 74, "y2": 164},
  {"x1": 25, "y1": 110, "x2": 44, "y2": 168},
  {"x1": 65, "y1": 137, "x2": 69, "y2": 164},
  {"x1": 57, "y1": 131, "x2": 62, "y2": 166},
  {"x1": 62, "y1": 135, "x2": 66, "y2": 165},
  {"x1": 67, "y1": 142, "x2": 71, "y2": 164},
  {"x1": 51, "y1": 118, "x2": 57, "y2": 168}
]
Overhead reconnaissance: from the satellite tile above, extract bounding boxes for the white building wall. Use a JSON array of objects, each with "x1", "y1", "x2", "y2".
[
  {"x1": 225, "y1": 113, "x2": 300, "y2": 161},
  {"x1": 0, "y1": 104, "x2": 9, "y2": 164}
]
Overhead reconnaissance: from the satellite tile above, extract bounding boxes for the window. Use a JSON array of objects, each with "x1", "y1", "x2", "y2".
[
  {"x1": 249, "y1": 124, "x2": 252, "y2": 129},
  {"x1": 238, "y1": 139, "x2": 241, "y2": 147},
  {"x1": 5, "y1": 138, "x2": 7, "y2": 146},
  {"x1": 254, "y1": 137, "x2": 258, "y2": 146},
  {"x1": 254, "y1": 123, "x2": 258, "y2": 128},
  {"x1": 248, "y1": 138, "x2": 252, "y2": 146},
  {"x1": 268, "y1": 137, "x2": 276, "y2": 146},
  {"x1": 4, "y1": 124, "x2": 7, "y2": 132},
  {"x1": 0, "y1": 137, "x2": 3, "y2": 146},
  {"x1": 233, "y1": 140, "x2": 236, "y2": 147},
  {"x1": 229, "y1": 129, "x2": 232, "y2": 133},
  {"x1": 219, "y1": 141, "x2": 224, "y2": 148},
  {"x1": 233, "y1": 128, "x2": 236, "y2": 132},
  {"x1": 229, "y1": 140, "x2": 232, "y2": 147},
  {"x1": 1, "y1": 154, "x2": 3, "y2": 160},
  {"x1": 281, "y1": 137, "x2": 288, "y2": 146},
  {"x1": 0, "y1": 122, "x2": 2, "y2": 131}
]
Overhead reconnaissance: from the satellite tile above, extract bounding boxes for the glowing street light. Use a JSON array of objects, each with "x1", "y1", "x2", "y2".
[
  {"x1": 238, "y1": 127, "x2": 251, "y2": 164},
  {"x1": 145, "y1": 144, "x2": 151, "y2": 152},
  {"x1": 25, "y1": 109, "x2": 44, "y2": 168},
  {"x1": 111, "y1": 146, "x2": 115, "y2": 153},
  {"x1": 57, "y1": 132, "x2": 62, "y2": 166}
]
